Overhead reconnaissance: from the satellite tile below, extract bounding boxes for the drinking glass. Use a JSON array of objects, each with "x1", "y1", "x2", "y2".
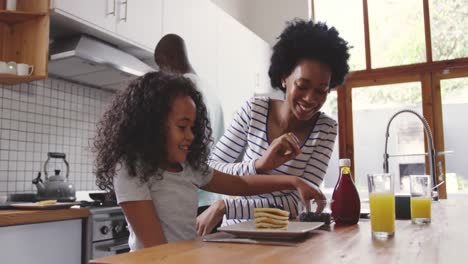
[
  {"x1": 367, "y1": 173, "x2": 395, "y2": 240},
  {"x1": 410, "y1": 175, "x2": 432, "y2": 224}
]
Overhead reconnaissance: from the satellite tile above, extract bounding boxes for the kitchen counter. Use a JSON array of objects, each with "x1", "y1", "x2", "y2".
[
  {"x1": 0, "y1": 207, "x2": 90, "y2": 226},
  {"x1": 90, "y1": 200, "x2": 467, "y2": 264}
]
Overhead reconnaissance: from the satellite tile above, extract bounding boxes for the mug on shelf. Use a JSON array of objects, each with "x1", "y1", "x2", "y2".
[
  {"x1": 6, "y1": 0, "x2": 17, "y2": 11},
  {"x1": 0, "y1": 61, "x2": 8, "y2": 74},
  {"x1": 17, "y1": 63, "x2": 34, "y2": 76},
  {"x1": 6, "y1": 61, "x2": 17, "y2": 74},
  {"x1": 0, "y1": 61, "x2": 17, "y2": 75}
]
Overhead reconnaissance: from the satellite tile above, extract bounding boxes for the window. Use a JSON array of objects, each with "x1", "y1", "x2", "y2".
[
  {"x1": 313, "y1": 0, "x2": 468, "y2": 198},
  {"x1": 368, "y1": 0, "x2": 426, "y2": 68},
  {"x1": 441, "y1": 77, "x2": 468, "y2": 195},
  {"x1": 430, "y1": 0, "x2": 468, "y2": 61},
  {"x1": 352, "y1": 83, "x2": 424, "y2": 194},
  {"x1": 314, "y1": 0, "x2": 366, "y2": 71}
]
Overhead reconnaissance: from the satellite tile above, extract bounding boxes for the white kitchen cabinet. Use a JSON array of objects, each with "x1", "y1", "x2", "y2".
[
  {"x1": 214, "y1": 7, "x2": 271, "y2": 123},
  {"x1": 53, "y1": 0, "x2": 116, "y2": 32},
  {"x1": 162, "y1": 0, "x2": 272, "y2": 125},
  {"x1": 53, "y1": 0, "x2": 162, "y2": 50},
  {"x1": 162, "y1": 0, "x2": 218, "y2": 88},
  {"x1": 115, "y1": 0, "x2": 162, "y2": 50},
  {"x1": 0, "y1": 219, "x2": 82, "y2": 264}
]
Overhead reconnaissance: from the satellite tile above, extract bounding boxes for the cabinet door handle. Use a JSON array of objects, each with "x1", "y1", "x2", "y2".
[
  {"x1": 119, "y1": 0, "x2": 128, "y2": 22},
  {"x1": 106, "y1": 0, "x2": 116, "y2": 15}
]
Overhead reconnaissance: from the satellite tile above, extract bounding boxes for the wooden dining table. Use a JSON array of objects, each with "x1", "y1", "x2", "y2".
[{"x1": 90, "y1": 199, "x2": 467, "y2": 264}]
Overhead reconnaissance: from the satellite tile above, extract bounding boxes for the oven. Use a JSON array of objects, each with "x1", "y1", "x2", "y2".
[{"x1": 84, "y1": 206, "x2": 130, "y2": 261}]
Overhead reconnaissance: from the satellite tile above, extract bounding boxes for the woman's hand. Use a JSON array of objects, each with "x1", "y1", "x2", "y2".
[
  {"x1": 255, "y1": 132, "x2": 302, "y2": 173},
  {"x1": 196, "y1": 200, "x2": 225, "y2": 236},
  {"x1": 294, "y1": 177, "x2": 327, "y2": 214}
]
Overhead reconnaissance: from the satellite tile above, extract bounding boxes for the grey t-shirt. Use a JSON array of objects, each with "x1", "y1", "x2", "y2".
[{"x1": 113, "y1": 163, "x2": 213, "y2": 251}]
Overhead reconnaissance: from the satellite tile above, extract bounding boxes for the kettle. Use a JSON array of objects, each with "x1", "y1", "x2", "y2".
[{"x1": 32, "y1": 152, "x2": 76, "y2": 202}]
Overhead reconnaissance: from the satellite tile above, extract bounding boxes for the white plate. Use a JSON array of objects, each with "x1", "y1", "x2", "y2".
[
  {"x1": 218, "y1": 221, "x2": 324, "y2": 240},
  {"x1": 11, "y1": 202, "x2": 80, "y2": 210}
]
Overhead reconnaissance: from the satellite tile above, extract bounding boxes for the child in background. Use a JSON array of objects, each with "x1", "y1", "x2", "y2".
[{"x1": 94, "y1": 72, "x2": 325, "y2": 251}]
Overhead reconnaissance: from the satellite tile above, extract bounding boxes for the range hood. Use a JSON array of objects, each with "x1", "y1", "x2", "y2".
[{"x1": 48, "y1": 35, "x2": 155, "y2": 90}]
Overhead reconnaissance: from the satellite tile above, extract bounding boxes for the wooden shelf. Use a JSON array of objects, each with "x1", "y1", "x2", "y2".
[
  {"x1": 0, "y1": 0, "x2": 50, "y2": 85},
  {"x1": 0, "y1": 10, "x2": 47, "y2": 25},
  {"x1": 0, "y1": 74, "x2": 47, "y2": 85}
]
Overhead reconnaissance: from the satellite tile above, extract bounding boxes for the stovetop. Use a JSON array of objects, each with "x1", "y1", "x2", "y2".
[
  {"x1": 79, "y1": 200, "x2": 118, "y2": 208},
  {"x1": 77, "y1": 200, "x2": 123, "y2": 215}
]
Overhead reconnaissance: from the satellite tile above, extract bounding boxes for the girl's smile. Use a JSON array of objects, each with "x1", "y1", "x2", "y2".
[{"x1": 164, "y1": 95, "x2": 196, "y2": 170}]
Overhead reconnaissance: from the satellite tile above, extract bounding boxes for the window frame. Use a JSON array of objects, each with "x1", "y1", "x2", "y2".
[{"x1": 312, "y1": 0, "x2": 468, "y2": 198}]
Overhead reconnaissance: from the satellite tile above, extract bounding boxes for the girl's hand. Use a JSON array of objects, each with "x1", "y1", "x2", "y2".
[
  {"x1": 255, "y1": 132, "x2": 302, "y2": 173},
  {"x1": 294, "y1": 177, "x2": 327, "y2": 214},
  {"x1": 196, "y1": 200, "x2": 225, "y2": 236}
]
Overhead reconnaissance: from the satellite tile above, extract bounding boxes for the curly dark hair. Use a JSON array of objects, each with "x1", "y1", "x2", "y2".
[
  {"x1": 93, "y1": 71, "x2": 212, "y2": 191},
  {"x1": 268, "y1": 19, "x2": 351, "y2": 92}
]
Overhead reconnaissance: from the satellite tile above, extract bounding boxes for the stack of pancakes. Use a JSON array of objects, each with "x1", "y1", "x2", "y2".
[{"x1": 254, "y1": 207, "x2": 290, "y2": 230}]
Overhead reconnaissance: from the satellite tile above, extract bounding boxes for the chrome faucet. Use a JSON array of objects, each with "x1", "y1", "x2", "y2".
[{"x1": 383, "y1": 109, "x2": 439, "y2": 200}]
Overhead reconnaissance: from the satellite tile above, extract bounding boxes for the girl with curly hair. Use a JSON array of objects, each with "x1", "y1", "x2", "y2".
[
  {"x1": 199, "y1": 19, "x2": 350, "y2": 233},
  {"x1": 94, "y1": 71, "x2": 324, "y2": 251}
]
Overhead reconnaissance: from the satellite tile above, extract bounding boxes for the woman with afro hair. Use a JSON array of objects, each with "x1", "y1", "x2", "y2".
[
  {"x1": 94, "y1": 71, "x2": 324, "y2": 250},
  {"x1": 198, "y1": 19, "x2": 350, "y2": 233}
]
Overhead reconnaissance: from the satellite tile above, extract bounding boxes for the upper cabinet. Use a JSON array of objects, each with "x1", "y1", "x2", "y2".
[
  {"x1": 115, "y1": 0, "x2": 162, "y2": 52},
  {"x1": 53, "y1": 0, "x2": 162, "y2": 51},
  {"x1": 162, "y1": 0, "x2": 217, "y2": 85},
  {"x1": 53, "y1": 0, "x2": 115, "y2": 32},
  {"x1": 0, "y1": 0, "x2": 50, "y2": 85}
]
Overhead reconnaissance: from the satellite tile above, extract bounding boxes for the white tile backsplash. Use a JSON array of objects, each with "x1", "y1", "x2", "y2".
[{"x1": 0, "y1": 78, "x2": 115, "y2": 196}]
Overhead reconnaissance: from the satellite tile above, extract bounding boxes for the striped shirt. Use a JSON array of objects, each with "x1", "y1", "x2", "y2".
[{"x1": 208, "y1": 97, "x2": 337, "y2": 222}]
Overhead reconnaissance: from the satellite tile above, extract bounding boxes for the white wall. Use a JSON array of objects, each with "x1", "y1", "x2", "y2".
[
  {"x1": 211, "y1": 0, "x2": 309, "y2": 45},
  {"x1": 162, "y1": 0, "x2": 273, "y2": 125},
  {"x1": 0, "y1": 79, "x2": 113, "y2": 196}
]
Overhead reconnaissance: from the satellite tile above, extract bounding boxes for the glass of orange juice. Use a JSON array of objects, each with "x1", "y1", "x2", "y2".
[
  {"x1": 410, "y1": 175, "x2": 431, "y2": 224},
  {"x1": 367, "y1": 173, "x2": 395, "y2": 240}
]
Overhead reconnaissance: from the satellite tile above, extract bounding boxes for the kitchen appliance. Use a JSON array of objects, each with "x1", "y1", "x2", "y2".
[
  {"x1": 84, "y1": 205, "x2": 130, "y2": 260},
  {"x1": 32, "y1": 152, "x2": 76, "y2": 202},
  {"x1": 48, "y1": 35, "x2": 154, "y2": 90},
  {"x1": 80, "y1": 192, "x2": 129, "y2": 261}
]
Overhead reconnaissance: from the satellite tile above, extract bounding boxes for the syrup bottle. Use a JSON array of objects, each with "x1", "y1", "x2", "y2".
[{"x1": 331, "y1": 159, "x2": 361, "y2": 225}]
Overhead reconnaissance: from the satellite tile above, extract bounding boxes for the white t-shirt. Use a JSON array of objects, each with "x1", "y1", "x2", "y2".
[{"x1": 113, "y1": 163, "x2": 213, "y2": 251}]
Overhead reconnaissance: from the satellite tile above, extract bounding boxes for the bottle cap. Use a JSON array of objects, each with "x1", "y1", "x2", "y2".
[{"x1": 339, "y1": 159, "x2": 351, "y2": 167}]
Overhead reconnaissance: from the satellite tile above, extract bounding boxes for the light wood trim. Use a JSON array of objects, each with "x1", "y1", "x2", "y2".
[
  {"x1": 362, "y1": 0, "x2": 371, "y2": 70},
  {"x1": 346, "y1": 72, "x2": 421, "y2": 88},
  {"x1": 430, "y1": 73, "x2": 447, "y2": 199},
  {"x1": 0, "y1": 15, "x2": 49, "y2": 82},
  {"x1": 347, "y1": 57, "x2": 468, "y2": 81},
  {"x1": 16, "y1": 0, "x2": 50, "y2": 13},
  {"x1": 0, "y1": 0, "x2": 49, "y2": 84},
  {"x1": 0, "y1": 74, "x2": 47, "y2": 84},
  {"x1": 0, "y1": 10, "x2": 47, "y2": 24},
  {"x1": 90, "y1": 200, "x2": 467, "y2": 264},
  {"x1": 421, "y1": 73, "x2": 447, "y2": 199},
  {"x1": 309, "y1": 0, "x2": 315, "y2": 21},
  {"x1": 0, "y1": 208, "x2": 90, "y2": 226},
  {"x1": 434, "y1": 67, "x2": 468, "y2": 80},
  {"x1": 0, "y1": 0, "x2": 49, "y2": 13},
  {"x1": 422, "y1": 0, "x2": 432, "y2": 63},
  {"x1": 0, "y1": 20, "x2": 5, "y2": 58},
  {"x1": 337, "y1": 84, "x2": 355, "y2": 178}
]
